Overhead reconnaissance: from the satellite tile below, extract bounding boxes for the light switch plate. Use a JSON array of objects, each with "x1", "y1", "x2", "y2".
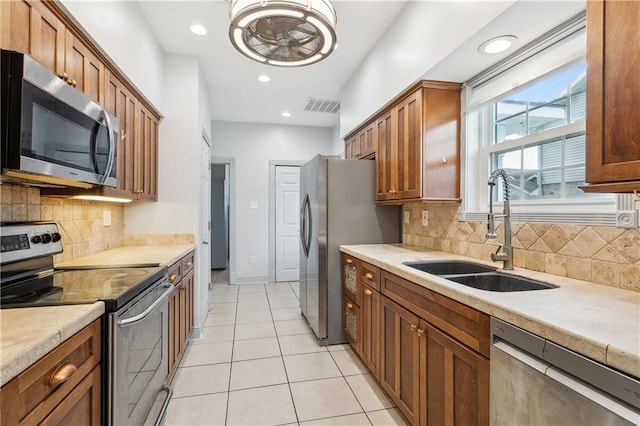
[
  {"x1": 404, "y1": 211, "x2": 410, "y2": 224},
  {"x1": 250, "y1": 201, "x2": 258, "y2": 209},
  {"x1": 249, "y1": 256, "x2": 256, "y2": 264},
  {"x1": 421, "y1": 210, "x2": 429, "y2": 226},
  {"x1": 103, "y1": 210, "x2": 111, "y2": 227}
]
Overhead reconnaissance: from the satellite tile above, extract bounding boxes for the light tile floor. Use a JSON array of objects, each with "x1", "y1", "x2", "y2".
[{"x1": 162, "y1": 271, "x2": 408, "y2": 426}]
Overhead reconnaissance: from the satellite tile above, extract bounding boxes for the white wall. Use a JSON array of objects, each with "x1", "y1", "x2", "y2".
[
  {"x1": 211, "y1": 121, "x2": 332, "y2": 283},
  {"x1": 330, "y1": 124, "x2": 344, "y2": 157},
  {"x1": 339, "y1": 1, "x2": 514, "y2": 137},
  {"x1": 59, "y1": 0, "x2": 164, "y2": 109}
]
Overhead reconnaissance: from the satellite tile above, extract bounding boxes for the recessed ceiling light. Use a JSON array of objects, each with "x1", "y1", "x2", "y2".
[
  {"x1": 258, "y1": 75, "x2": 271, "y2": 83},
  {"x1": 190, "y1": 24, "x2": 207, "y2": 36},
  {"x1": 282, "y1": 111, "x2": 291, "y2": 118},
  {"x1": 478, "y1": 35, "x2": 517, "y2": 55}
]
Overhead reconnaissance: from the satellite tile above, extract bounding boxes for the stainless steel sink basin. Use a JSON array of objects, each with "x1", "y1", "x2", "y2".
[
  {"x1": 447, "y1": 273, "x2": 557, "y2": 292},
  {"x1": 404, "y1": 260, "x2": 497, "y2": 275}
]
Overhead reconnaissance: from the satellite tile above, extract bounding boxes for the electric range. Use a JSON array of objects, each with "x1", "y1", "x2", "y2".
[{"x1": 0, "y1": 222, "x2": 173, "y2": 425}]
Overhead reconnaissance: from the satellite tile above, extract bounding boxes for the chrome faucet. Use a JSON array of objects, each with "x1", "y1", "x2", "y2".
[{"x1": 486, "y1": 169, "x2": 513, "y2": 270}]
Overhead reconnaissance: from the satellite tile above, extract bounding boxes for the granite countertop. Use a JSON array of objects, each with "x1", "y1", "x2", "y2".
[
  {"x1": 55, "y1": 244, "x2": 195, "y2": 269},
  {"x1": 0, "y1": 303, "x2": 104, "y2": 386},
  {"x1": 340, "y1": 243, "x2": 640, "y2": 379}
]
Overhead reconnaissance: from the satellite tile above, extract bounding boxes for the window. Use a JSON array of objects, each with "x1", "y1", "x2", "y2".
[
  {"x1": 486, "y1": 62, "x2": 597, "y2": 202},
  {"x1": 460, "y1": 14, "x2": 625, "y2": 225}
]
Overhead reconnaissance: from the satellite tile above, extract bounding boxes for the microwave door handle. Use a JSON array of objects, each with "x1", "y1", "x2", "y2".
[{"x1": 101, "y1": 110, "x2": 116, "y2": 185}]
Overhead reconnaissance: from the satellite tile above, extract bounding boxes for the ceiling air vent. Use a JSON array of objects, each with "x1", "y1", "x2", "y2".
[{"x1": 303, "y1": 97, "x2": 340, "y2": 114}]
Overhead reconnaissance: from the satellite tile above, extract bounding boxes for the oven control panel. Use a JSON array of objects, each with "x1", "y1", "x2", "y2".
[{"x1": 0, "y1": 222, "x2": 62, "y2": 264}]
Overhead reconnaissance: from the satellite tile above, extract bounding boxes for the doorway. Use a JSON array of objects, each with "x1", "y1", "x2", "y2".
[
  {"x1": 269, "y1": 161, "x2": 303, "y2": 283},
  {"x1": 212, "y1": 157, "x2": 236, "y2": 285}
]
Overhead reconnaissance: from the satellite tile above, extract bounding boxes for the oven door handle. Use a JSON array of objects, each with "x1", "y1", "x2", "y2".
[{"x1": 118, "y1": 283, "x2": 174, "y2": 328}]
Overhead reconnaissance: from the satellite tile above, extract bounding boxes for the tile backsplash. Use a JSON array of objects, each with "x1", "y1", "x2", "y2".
[
  {"x1": 403, "y1": 202, "x2": 640, "y2": 292},
  {"x1": 1, "y1": 185, "x2": 125, "y2": 264}
]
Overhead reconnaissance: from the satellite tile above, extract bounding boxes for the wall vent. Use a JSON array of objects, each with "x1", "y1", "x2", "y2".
[{"x1": 302, "y1": 97, "x2": 340, "y2": 113}]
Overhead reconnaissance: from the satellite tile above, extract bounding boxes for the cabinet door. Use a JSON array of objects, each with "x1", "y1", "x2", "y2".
[
  {"x1": 380, "y1": 296, "x2": 421, "y2": 425},
  {"x1": 0, "y1": 0, "x2": 65, "y2": 74},
  {"x1": 135, "y1": 105, "x2": 159, "y2": 201},
  {"x1": 395, "y1": 90, "x2": 422, "y2": 199},
  {"x1": 167, "y1": 289, "x2": 179, "y2": 377},
  {"x1": 182, "y1": 269, "x2": 195, "y2": 347},
  {"x1": 585, "y1": 0, "x2": 640, "y2": 189},
  {"x1": 40, "y1": 366, "x2": 101, "y2": 426},
  {"x1": 360, "y1": 283, "x2": 381, "y2": 379},
  {"x1": 343, "y1": 296, "x2": 361, "y2": 353},
  {"x1": 360, "y1": 122, "x2": 376, "y2": 158},
  {"x1": 342, "y1": 255, "x2": 360, "y2": 305},
  {"x1": 375, "y1": 110, "x2": 396, "y2": 201},
  {"x1": 64, "y1": 30, "x2": 104, "y2": 104},
  {"x1": 104, "y1": 71, "x2": 136, "y2": 198},
  {"x1": 422, "y1": 321, "x2": 489, "y2": 426}
]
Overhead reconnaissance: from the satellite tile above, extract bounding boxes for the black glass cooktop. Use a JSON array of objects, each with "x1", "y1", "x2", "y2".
[{"x1": 0, "y1": 266, "x2": 167, "y2": 311}]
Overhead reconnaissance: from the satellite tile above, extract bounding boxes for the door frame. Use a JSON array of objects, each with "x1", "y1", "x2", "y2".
[
  {"x1": 212, "y1": 157, "x2": 237, "y2": 285},
  {"x1": 269, "y1": 160, "x2": 304, "y2": 283}
]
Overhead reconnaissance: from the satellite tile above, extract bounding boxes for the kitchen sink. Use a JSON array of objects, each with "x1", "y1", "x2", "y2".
[
  {"x1": 404, "y1": 260, "x2": 497, "y2": 275},
  {"x1": 446, "y1": 273, "x2": 557, "y2": 292}
]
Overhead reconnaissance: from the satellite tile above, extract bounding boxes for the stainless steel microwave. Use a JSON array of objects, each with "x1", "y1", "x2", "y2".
[{"x1": 1, "y1": 50, "x2": 118, "y2": 188}]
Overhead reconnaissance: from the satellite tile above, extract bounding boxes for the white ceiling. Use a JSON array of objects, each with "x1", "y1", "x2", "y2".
[{"x1": 138, "y1": 0, "x2": 585, "y2": 129}]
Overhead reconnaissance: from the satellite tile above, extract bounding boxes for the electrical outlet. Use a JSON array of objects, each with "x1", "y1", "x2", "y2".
[
  {"x1": 250, "y1": 201, "x2": 258, "y2": 209},
  {"x1": 249, "y1": 256, "x2": 256, "y2": 264},
  {"x1": 103, "y1": 210, "x2": 111, "y2": 227},
  {"x1": 421, "y1": 210, "x2": 429, "y2": 226},
  {"x1": 404, "y1": 211, "x2": 410, "y2": 224}
]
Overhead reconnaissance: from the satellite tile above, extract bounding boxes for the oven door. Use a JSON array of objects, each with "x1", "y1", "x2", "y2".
[
  {"x1": 108, "y1": 279, "x2": 173, "y2": 426},
  {"x1": 1, "y1": 50, "x2": 117, "y2": 187}
]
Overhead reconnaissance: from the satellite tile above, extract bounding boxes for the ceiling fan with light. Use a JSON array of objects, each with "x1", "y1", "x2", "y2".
[{"x1": 228, "y1": 0, "x2": 337, "y2": 67}]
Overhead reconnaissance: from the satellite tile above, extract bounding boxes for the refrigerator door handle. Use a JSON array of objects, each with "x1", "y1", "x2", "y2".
[
  {"x1": 305, "y1": 194, "x2": 312, "y2": 256},
  {"x1": 300, "y1": 193, "x2": 310, "y2": 257}
]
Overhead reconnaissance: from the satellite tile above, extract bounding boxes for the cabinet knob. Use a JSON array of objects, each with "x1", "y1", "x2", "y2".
[
  {"x1": 121, "y1": 131, "x2": 127, "y2": 140},
  {"x1": 72, "y1": 79, "x2": 77, "y2": 87},
  {"x1": 61, "y1": 72, "x2": 68, "y2": 81},
  {"x1": 49, "y1": 362, "x2": 78, "y2": 386},
  {"x1": 346, "y1": 258, "x2": 353, "y2": 264},
  {"x1": 364, "y1": 272, "x2": 373, "y2": 280},
  {"x1": 169, "y1": 274, "x2": 178, "y2": 282},
  {"x1": 346, "y1": 302, "x2": 353, "y2": 309},
  {"x1": 186, "y1": 261, "x2": 193, "y2": 267},
  {"x1": 364, "y1": 289, "x2": 372, "y2": 296},
  {"x1": 416, "y1": 328, "x2": 425, "y2": 337},
  {"x1": 441, "y1": 157, "x2": 448, "y2": 165},
  {"x1": 410, "y1": 324, "x2": 418, "y2": 332}
]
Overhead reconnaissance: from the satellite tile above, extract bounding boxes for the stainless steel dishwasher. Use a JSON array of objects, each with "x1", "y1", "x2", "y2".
[{"x1": 490, "y1": 317, "x2": 640, "y2": 425}]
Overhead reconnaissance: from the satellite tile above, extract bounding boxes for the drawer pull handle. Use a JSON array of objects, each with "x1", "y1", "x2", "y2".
[
  {"x1": 364, "y1": 289, "x2": 373, "y2": 296},
  {"x1": 186, "y1": 261, "x2": 193, "y2": 267},
  {"x1": 169, "y1": 274, "x2": 178, "y2": 282},
  {"x1": 346, "y1": 258, "x2": 353, "y2": 264},
  {"x1": 346, "y1": 303, "x2": 353, "y2": 309},
  {"x1": 50, "y1": 362, "x2": 78, "y2": 386},
  {"x1": 364, "y1": 272, "x2": 373, "y2": 280}
]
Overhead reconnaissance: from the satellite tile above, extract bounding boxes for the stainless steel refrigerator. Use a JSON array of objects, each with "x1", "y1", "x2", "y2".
[{"x1": 299, "y1": 155, "x2": 400, "y2": 345}]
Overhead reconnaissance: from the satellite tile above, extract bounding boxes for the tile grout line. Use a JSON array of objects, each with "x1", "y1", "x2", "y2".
[{"x1": 223, "y1": 282, "x2": 239, "y2": 426}]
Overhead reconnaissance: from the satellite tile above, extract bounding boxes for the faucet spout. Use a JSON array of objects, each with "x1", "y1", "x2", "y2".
[{"x1": 487, "y1": 169, "x2": 513, "y2": 270}]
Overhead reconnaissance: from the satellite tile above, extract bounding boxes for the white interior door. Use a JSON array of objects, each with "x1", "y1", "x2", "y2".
[
  {"x1": 201, "y1": 132, "x2": 212, "y2": 309},
  {"x1": 275, "y1": 166, "x2": 300, "y2": 282}
]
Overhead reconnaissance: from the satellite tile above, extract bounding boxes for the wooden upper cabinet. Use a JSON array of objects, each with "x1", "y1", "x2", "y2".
[
  {"x1": 136, "y1": 104, "x2": 159, "y2": 201},
  {"x1": 344, "y1": 120, "x2": 376, "y2": 160},
  {"x1": 0, "y1": 0, "x2": 65, "y2": 73},
  {"x1": 394, "y1": 89, "x2": 422, "y2": 199},
  {"x1": 64, "y1": 30, "x2": 104, "y2": 104},
  {"x1": 375, "y1": 110, "x2": 394, "y2": 201},
  {"x1": 582, "y1": 0, "x2": 640, "y2": 193},
  {"x1": 345, "y1": 135, "x2": 357, "y2": 159}
]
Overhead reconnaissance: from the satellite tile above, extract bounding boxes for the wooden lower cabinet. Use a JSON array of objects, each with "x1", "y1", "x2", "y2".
[
  {"x1": 342, "y1": 255, "x2": 490, "y2": 426},
  {"x1": 380, "y1": 296, "x2": 422, "y2": 425},
  {"x1": 360, "y1": 282, "x2": 381, "y2": 377},
  {"x1": 422, "y1": 321, "x2": 489, "y2": 426},
  {"x1": 0, "y1": 319, "x2": 101, "y2": 425},
  {"x1": 167, "y1": 251, "x2": 195, "y2": 379}
]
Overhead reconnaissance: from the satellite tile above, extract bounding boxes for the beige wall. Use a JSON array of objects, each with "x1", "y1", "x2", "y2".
[
  {"x1": 0, "y1": 185, "x2": 125, "y2": 264},
  {"x1": 403, "y1": 202, "x2": 640, "y2": 292}
]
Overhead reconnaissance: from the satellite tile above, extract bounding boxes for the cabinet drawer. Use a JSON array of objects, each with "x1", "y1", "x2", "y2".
[
  {"x1": 343, "y1": 295, "x2": 361, "y2": 354},
  {"x1": 360, "y1": 262, "x2": 380, "y2": 291},
  {"x1": 342, "y1": 254, "x2": 361, "y2": 306},
  {"x1": 381, "y1": 271, "x2": 490, "y2": 358},
  {"x1": 168, "y1": 260, "x2": 182, "y2": 285},
  {"x1": 181, "y1": 251, "x2": 195, "y2": 273},
  {"x1": 0, "y1": 319, "x2": 101, "y2": 425}
]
